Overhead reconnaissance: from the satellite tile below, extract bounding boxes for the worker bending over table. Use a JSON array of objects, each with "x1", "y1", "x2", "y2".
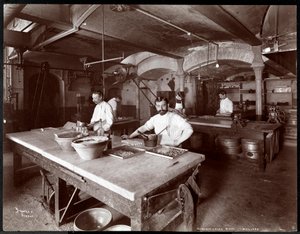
[{"x1": 124, "y1": 97, "x2": 193, "y2": 147}]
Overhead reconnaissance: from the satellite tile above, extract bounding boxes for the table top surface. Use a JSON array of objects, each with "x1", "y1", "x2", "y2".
[
  {"x1": 6, "y1": 128, "x2": 205, "y2": 201},
  {"x1": 113, "y1": 117, "x2": 139, "y2": 124},
  {"x1": 188, "y1": 115, "x2": 233, "y2": 128},
  {"x1": 188, "y1": 116, "x2": 281, "y2": 132}
]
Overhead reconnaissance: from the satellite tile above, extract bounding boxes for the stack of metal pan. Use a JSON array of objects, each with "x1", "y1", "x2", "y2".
[
  {"x1": 241, "y1": 138, "x2": 260, "y2": 160},
  {"x1": 216, "y1": 135, "x2": 242, "y2": 155}
]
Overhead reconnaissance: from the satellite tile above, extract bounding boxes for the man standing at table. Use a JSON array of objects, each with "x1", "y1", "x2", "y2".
[
  {"x1": 126, "y1": 97, "x2": 193, "y2": 147},
  {"x1": 88, "y1": 90, "x2": 114, "y2": 133},
  {"x1": 216, "y1": 89, "x2": 233, "y2": 116},
  {"x1": 108, "y1": 95, "x2": 122, "y2": 120}
]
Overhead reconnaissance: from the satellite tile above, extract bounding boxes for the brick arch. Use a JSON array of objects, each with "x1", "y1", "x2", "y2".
[
  {"x1": 121, "y1": 52, "x2": 178, "y2": 77},
  {"x1": 137, "y1": 55, "x2": 178, "y2": 76},
  {"x1": 183, "y1": 42, "x2": 254, "y2": 73}
]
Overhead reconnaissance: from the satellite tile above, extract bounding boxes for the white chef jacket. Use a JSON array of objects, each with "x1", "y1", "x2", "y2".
[
  {"x1": 108, "y1": 98, "x2": 118, "y2": 111},
  {"x1": 220, "y1": 97, "x2": 233, "y2": 114},
  {"x1": 142, "y1": 112, "x2": 193, "y2": 146},
  {"x1": 90, "y1": 101, "x2": 114, "y2": 131}
]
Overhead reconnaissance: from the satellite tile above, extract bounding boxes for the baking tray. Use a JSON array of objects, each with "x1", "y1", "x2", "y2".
[
  {"x1": 106, "y1": 145, "x2": 145, "y2": 159},
  {"x1": 146, "y1": 145, "x2": 188, "y2": 159}
]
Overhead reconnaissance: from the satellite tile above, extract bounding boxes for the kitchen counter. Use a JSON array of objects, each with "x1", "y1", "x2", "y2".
[
  {"x1": 188, "y1": 115, "x2": 232, "y2": 128},
  {"x1": 111, "y1": 117, "x2": 139, "y2": 135},
  {"x1": 187, "y1": 115, "x2": 282, "y2": 170},
  {"x1": 6, "y1": 129, "x2": 205, "y2": 230}
]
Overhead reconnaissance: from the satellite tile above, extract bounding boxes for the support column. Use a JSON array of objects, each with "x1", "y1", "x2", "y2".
[
  {"x1": 251, "y1": 46, "x2": 265, "y2": 120},
  {"x1": 176, "y1": 58, "x2": 185, "y2": 92}
]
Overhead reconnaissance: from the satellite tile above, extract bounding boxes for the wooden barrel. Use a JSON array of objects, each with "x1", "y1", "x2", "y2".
[
  {"x1": 216, "y1": 135, "x2": 241, "y2": 155},
  {"x1": 241, "y1": 138, "x2": 260, "y2": 160}
]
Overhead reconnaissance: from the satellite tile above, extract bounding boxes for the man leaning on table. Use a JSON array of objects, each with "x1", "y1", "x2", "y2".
[{"x1": 123, "y1": 96, "x2": 193, "y2": 147}]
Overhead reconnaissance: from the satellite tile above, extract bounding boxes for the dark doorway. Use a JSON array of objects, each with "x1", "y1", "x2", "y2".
[
  {"x1": 24, "y1": 70, "x2": 60, "y2": 129},
  {"x1": 203, "y1": 80, "x2": 219, "y2": 115}
]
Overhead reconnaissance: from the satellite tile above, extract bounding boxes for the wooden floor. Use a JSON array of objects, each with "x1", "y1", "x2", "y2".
[{"x1": 2, "y1": 143, "x2": 297, "y2": 231}]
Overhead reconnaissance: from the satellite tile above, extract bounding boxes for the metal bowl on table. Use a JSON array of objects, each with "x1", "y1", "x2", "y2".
[
  {"x1": 54, "y1": 131, "x2": 82, "y2": 151},
  {"x1": 71, "y1": 136, "x2": 109, "y2": 160}
]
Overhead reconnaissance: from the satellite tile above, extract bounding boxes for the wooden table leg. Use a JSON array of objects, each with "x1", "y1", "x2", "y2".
[
  {"x1": 54, "y1": 177, "x2": 68, "y2": 226},
  {"x1": 131, "y1": 197, "x2": 149, "y2": 231},
  {"x1": 13, "y1": 152, "x2": 22, "y2": 186},
  {"x1": 259, "y1": 140, "x2": 266, "y2": 171}
]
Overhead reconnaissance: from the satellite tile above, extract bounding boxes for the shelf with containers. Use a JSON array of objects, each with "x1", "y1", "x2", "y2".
[
  {"x1": 263, "y1": 78, "x2": 297, "y2": 110},
  {"x1": 263, "y1": 78, "x2": 297, "y2": 144},
  {"x1": 218, "y1": 81, "x2": 256, "y2": 110}
]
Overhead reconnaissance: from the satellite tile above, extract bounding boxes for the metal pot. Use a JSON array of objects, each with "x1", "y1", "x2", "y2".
[{"x1": 143, "y1": 134, "x2": 158, "y2": 147}]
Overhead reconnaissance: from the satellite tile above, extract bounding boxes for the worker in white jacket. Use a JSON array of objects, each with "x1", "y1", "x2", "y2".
[
  {"x1": 127, "y1": 97, "x2": 193, "y2": 147},
  {"x1": 216, "y1": 89, "x2": 233, "y2": 115},
  {"x1": 88, "y1": 90, "x2": 114, "y2": 132}
]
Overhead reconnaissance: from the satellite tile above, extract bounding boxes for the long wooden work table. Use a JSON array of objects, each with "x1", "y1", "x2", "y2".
[
  {"x1": 6, "y1": 128, "x2": 205, "y2": 231},
  {"x1": 188, "y1": 115, "x2": 282, "y2": 170}
]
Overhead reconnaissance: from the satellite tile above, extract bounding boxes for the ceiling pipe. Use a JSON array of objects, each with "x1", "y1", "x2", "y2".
[
  {"x1": 32, "y1": 5, "x2": 100, "y2": 50},
  {"x1": 133, "y1": 7, "x2": 218, "y2": 46},
  {"x1": 4, "y1": 4, "x2": 26, "y2": 28}
]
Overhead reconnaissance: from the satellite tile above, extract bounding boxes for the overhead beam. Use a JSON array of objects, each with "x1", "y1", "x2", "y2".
[
  {"x1": 32, "y1": 5, "x2": 99, "y2": 50},
  {"x1": 4, "y1": 29, "x2": 30, "y2": 48},
  {"x1": 263, "y1": 56, "x2": 295, "y2": 76},
  {"x1": 17, "y1": 12, "x2": 72, "y2": 31},
  {"x1": 194, "y1": 5, "x2": 262, "y2": 46}
]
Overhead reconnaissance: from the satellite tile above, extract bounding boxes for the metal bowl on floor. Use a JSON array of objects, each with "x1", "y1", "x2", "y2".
[
  {"x1": 71, "y1": 136, "x2": 109, "y2": 160},
  {"x1": 73, "y1": 207, "x2": 112, "y2": 231},
  {"x1": 54, "y1": 131, "x2": 82, "y2": 151},
  {"x1": 105, "y1": 224, "x2": 131, "y2": 231}
]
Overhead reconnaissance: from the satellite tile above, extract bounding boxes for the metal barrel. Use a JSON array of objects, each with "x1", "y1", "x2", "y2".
[
  {"x1": 216, "y1": 135, "x2": 241, "y2": 155},
  {"x1": 241, "y1": 138, "x2": 260, "y2": 160}
]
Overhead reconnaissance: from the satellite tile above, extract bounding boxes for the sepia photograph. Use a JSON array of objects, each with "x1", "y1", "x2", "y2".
[{"x1": 2, "y1": 4, "x2": 297, "y2": 232}]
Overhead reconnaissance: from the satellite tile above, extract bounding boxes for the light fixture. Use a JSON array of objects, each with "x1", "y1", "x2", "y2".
[
  {"x1": 263, "y1": 47, "x2": 271, "y2": 53},
  {"x1": 215, "y1": 44, "x2": 219, "y2": 68}
]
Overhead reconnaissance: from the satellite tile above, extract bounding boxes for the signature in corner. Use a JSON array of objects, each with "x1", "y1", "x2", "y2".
[{"x1": 15, "y1": 207, "x2": 34, "y2": 218}]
